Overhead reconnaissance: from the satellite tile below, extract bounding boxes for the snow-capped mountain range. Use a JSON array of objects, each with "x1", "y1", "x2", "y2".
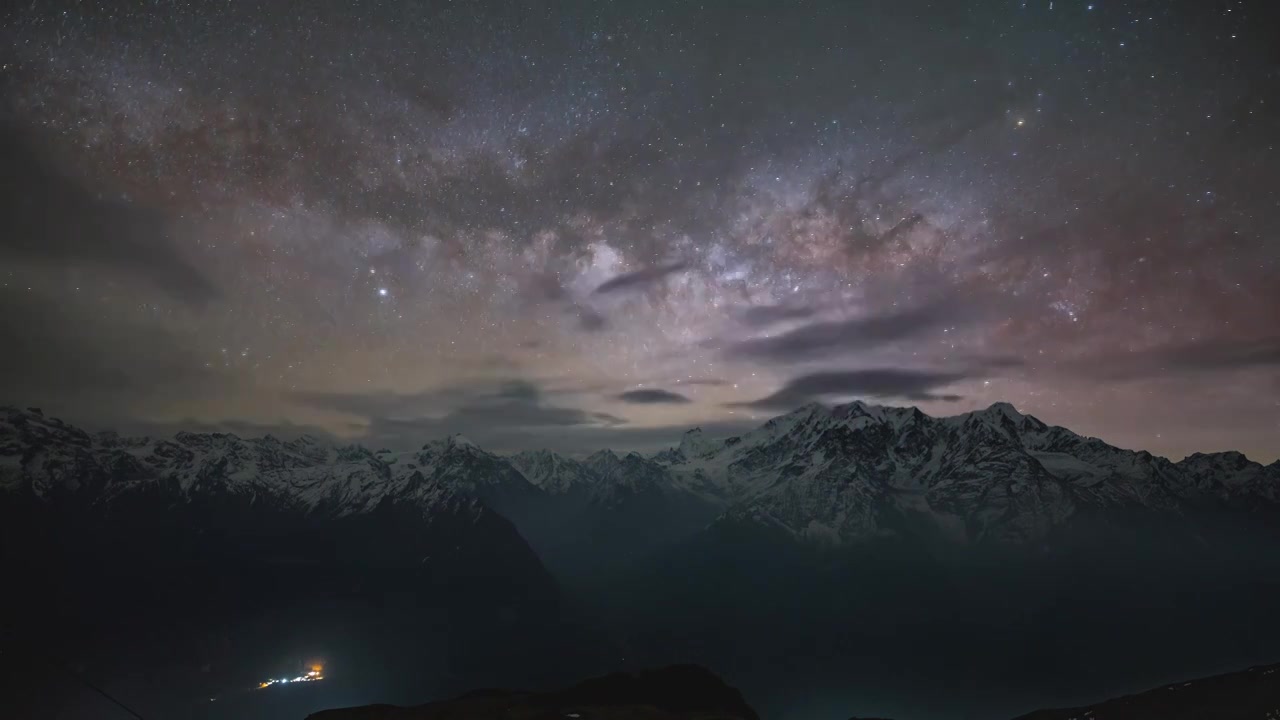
[
  {"x1": 653, "y1": 401, "x2": 1279, "y2": 543},
  {"x1": 2, "y1": 401, "x2": 1277, "y2": 549},
  {"x1": 1, "y1": 407, "x2": 496, "y2": 520}
]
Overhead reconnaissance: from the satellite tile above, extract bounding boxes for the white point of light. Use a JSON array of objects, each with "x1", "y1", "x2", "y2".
[{"x1": 378, "y1": 287, "x2": 389, "y2": 297}]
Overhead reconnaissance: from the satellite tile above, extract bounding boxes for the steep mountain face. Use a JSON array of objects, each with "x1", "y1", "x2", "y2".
[
  {"x1": 509, "y1": 448, "x2": 599, "y2": 495},
  {"x1": 373, "y1": 434, "x2": 543, "y2": 526},
  {"x1": 583, "y1": 449, "x2": 682, "y2": 507},
  {"x1": 509, "y1": 448, "x2": 724, "y2": 580},
  {"x1": 613, "y1": 400, "x2": 1280, "y2": 720}
]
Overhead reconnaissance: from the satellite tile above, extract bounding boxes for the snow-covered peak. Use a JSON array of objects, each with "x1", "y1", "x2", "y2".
[
  {"x1": 1176, "y1": 450, "x2": 1268, "y2": 492},
  {"x1": 416, "y1": 433, "x2": 494, "y2": 463},
  {"x1": 941, "y1": 402, "x2": 1050, "y2": 442},
  {"x1": 986, "y1": 401, "x2": 1023, "y2": 419},
  {"x1": 831, "y1": 399, "x2": 874, "y2": 416},
  {"x1": 420, "y1": 433, "x2": 481, "y2": 454},
  {"x1": 677, "y1": 427, "x2": 722, "y2": 459}
]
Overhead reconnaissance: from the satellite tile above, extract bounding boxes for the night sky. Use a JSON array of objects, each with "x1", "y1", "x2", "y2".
[{"x1": 1, "y1": 0, "x2": 1276, "y2": 461}]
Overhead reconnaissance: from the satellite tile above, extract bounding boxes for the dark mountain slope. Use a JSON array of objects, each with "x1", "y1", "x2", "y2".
[{"x1": 305, "y1": 665, "x2": 759, "y2": 720}]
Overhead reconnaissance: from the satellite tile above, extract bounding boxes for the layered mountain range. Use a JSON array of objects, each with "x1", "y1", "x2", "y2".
[
  {"x1": 2, "y1": 401, "x2": 1278, "y2": 719},
  {"x1": 4, "y1": 400, "x2": 1278, "y2": 558},
  {"x1": 0, "y1": 408, "x2": 585, "y2": 719}
]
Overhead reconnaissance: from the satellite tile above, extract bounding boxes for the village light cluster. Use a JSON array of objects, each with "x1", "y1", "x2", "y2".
[{"x1": 258, "y1": 664, "x2": 324, "y2": 689}]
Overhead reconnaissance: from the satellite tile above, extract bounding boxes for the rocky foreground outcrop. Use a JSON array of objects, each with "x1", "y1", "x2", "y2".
[{"x1": 305, "y1": 665, "x2": 759, "y2": 720}]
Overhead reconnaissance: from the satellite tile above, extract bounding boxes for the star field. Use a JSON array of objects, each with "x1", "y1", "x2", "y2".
[{"x1": 1, "y1": 0, "x2": 1276, "y2": 460}]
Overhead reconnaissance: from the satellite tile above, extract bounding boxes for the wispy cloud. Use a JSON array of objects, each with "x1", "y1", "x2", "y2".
[{"x1": 0, "y1": 127, "x2": 220, "y2": 306}]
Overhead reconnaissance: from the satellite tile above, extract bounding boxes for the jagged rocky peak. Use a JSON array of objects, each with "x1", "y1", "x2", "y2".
[
  {"x1": 445, "y1": 433, "x2": 477, "y2": 448},
  {"x1": 958, "y1": 401, "x2": 1049, "y2": 436},
  {"x1": 420, "y1": 433, "x2": 484, "y2": 456},
  {"x1": 755, "y1": 401, "x2": 834, "y2": 437},
  {"x1": 831, "y1": 399, "x2": 871, "y2": 416},
  {"x1": 987, "y1": 400, "x2": 1023, "y2": 417},
  {"x1": 1177, "y1": 450, "x2": 1269, "y2": 491},
  {"x1": 1182, "y1": 450, "x2": 1255, "y2": 467},
  {"x1": 585, "y1": 448, "x2": 622, "y2": 470},
  {"x1": 2, "y1": 405, "x2": 94, "y2": 448},
  {"x1": 679, "y1": 426, "x2": 704, "y2": 448}
]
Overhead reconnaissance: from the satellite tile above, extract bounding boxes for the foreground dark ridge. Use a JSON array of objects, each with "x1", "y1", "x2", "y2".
[
  {"x1": 305, "y1": 661, "x2": 1280, "y2": 720},
  {"x1": 1011, "y1": 660, "x2": 1280, "y2": 720},
  {"x1": 304, "y1": 665, "x2": 760, "y2": 720}
]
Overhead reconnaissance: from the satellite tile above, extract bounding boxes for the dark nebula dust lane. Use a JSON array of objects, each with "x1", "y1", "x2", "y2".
[{"x1": 0, "y1": 0, "x2": 1277, "y2": 461}]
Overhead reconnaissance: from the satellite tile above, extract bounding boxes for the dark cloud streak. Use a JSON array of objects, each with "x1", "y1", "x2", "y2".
[
  {"x1": 727, "y1": 296, "x2": 977, "y2": 364},
  {"x1": 593, "y1": 262, "x2": 690, "y2": 295},
  {"x1": 730, "y1": 369, "x2": 970, "y2": 410},
  {"x1": 294, "y1": 380, "x2": 627, "y2": 444},
  {"x1": 616, "y1": 388, "x2": 692, "y2": 404},
  {"x1": 737, "y1": 303, "x2": 818, "y2": 328}
]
